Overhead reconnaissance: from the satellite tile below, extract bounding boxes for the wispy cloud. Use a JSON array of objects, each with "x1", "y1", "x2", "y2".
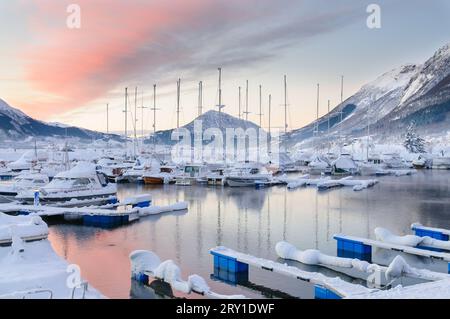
[{"x1": 18, "y1": 0, "x2": 361, "y2": 119}]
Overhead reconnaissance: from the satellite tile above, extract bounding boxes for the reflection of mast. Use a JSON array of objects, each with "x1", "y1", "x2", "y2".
[
  {"x1": 197, "y1": 200, "x2": 203, "y2": 259},
  {"x1": 315, "y1": 192, "x2": 319, "y2": 249},
  {"x1": 266, "y1": 192, "x2": 271, "y2": 251},
  {"x1": 175, "y1": 215, "x2": 181, "y2": 263},
  {"x1": 283, "y1": 189, "x2": 287, "y2": 241},
  {"x1": 339, "y1": 190, "x2": 343, "y2": 233},
  {"x1": 326, "y1": 193, "x2": 330, "y2": 242},
  {"x1": 216, "y1": 199, "x2": 222, "y2": 246}
]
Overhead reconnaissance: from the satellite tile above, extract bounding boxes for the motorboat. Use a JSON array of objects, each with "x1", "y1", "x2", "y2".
[
  {"x1": 206, "y1": 166, "x2": 227, "y2": 186},
  {"x1": 331, "y1": 154, "x2": 359, "y2": 176},
  {"x1": 143, "y1": 165, "x2": 178, "y2": 185},
  {"x1": 0, "y1": 173, "x2": 49, "y2": 203},
  {"x1": 432, "y1": 156, "x2": 450, "y2": 170},
  {"x1": 117, "y1": 158, "x2": 159, "y2": 183},
  {"x1": 16, "y1": 162, "x2": 117, "y2": 206},
  {"x1": 226, "y1": 162, "x2": 273, "y2": 187},
  {"x1": 175, "y1": 164, "x2": 209, "y2": 186},
  {"x1": 96, "y1": 157, "x2": 132, "y2": 183},
  {"x1": 412, "y1": 154, "x2": 432, "y2": 169},
  {"x1": 381, "y1": 153, "x2": 410, "y2": 169},
  {"x1": 307, "y1": 156, "x2": 332, "y2": 175}
]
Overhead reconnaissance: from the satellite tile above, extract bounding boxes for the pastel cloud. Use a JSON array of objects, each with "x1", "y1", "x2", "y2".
[{"x1": 18, "y1": 0, "x2": 360, "y2": 119}]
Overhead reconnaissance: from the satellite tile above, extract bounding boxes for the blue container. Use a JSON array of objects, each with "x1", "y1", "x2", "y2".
[
  {"x1": 335, "y1": 237, "x2": 372, "y2": 262},
  {"x1": 211, "y1": 251, "x2": 249, "y2": 274}
]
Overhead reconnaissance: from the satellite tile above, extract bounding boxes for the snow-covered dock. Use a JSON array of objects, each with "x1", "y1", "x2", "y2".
[
  {"x1": 0, "y1": 197, "x2": 188, "y2": 228},
  {"x1": 275, "y1": 241, "x2": 450, "y2": 283},
  {"x1": 317, "y1": 177, "x2": 378, "y2": 191},
  {"x1": 210, "y1": 246, "x2": 373, "y2": 299},
  {"x1": 334, "y1": 234, "x2": 450, "y2": 266},
  {"x1": 130, "y1": 250, "x2": 246, "y2": 299}
]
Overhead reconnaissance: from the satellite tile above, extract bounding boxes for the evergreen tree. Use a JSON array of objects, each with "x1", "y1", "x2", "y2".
[{"x1": 403, "y1": 122, "x2": 426, "y2": 153}]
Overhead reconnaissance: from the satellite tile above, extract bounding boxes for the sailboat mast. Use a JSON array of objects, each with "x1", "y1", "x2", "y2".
[
  {"x1": 140, "y1": 90, "x2": 145, "y2": 138},
  {"x1": 284, "y1": 75, "x2": 287, "y2": 134},
  {"x1": 316, "y1": 83, "x2": 320, "y2": 137},
  {"x1": 198, "y1": 81, "x2": 203, "y2": 117},
  {"x1": 106, "y1": 103, "x2": 109, "y2": 134},
  {"x1": 328, "y1": 99, "x2": 331, "y2": 152},
  {"x1": 258, "y1": 85, "x2": 262, "y2": 127},
  {"x1": 245, "y1": 80, "x2": 249, "y2": 121},
  {"x1": 124, "y1": 87, "x2": 128, "y2": 158},
  {"x1": 134, "y1": 87, "x2": 138, "y2": 157},
  {"x1": 176, "y1": 79, "x2": 181, "y2": 129},
  {"x1": 153, "y1": 84, "x2": 157, "y2": 135},
  {"x1": 238, "y1": 86, "x2": 241, "y2": 119},
  {"x1": 218, "y1": 68, "x2": 222, "y2": 115},
  {"x1": 268, "y1": 94, "x2": 272, "y2": 135}
]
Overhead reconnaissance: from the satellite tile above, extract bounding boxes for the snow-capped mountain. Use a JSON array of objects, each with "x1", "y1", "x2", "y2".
[
  {"x1": 0, "y1": 98, "x2": 120, "y2": 142},
  {"x1": 285, "y1": 43, "x2": 450, "y2": 148},
  {"x1": 145, "y1": 110, "x2": 263, "y2": 145}
]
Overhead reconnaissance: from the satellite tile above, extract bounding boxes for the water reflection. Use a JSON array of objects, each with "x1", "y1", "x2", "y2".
[{"x1": 48, "y1": 171, "x2": 450, "y2": 298}]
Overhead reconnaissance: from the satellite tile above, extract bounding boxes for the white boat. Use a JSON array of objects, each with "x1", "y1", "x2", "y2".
[
  {"x1": 0, "y1": 173, "x2": 49, "y2": 203},
  {"x1": 382, "y1": 153, "x2": 410, "y2": 169},
  {"x1": 206, "y1": 166, "x2": 227, "y2": 186},
  {"x1": 412, "y1": 154, "x2": 432, "y2": 169},
  {"x1": 175, "y1": 164, "x2": 209, "y2": 186},
  {"x1": 432, "y1": 156, "x2": 450, "y2": 170},
  {"x1": 307, "y1": 156, "x2": 332, "y2": 175},
  {"x1": 143, "y1": 165, "x2": 178, "y2": 185},
  {"x1": 8, "y1": 150, "x2": 48, "y2": 173},
  {"x1": 16, "y1": 162, "x2": 117, "y2": 206},
  {"x1": 226, "y1": 162, "x2": 273, "y2": 187},
  {"x1": 331, "y1": 154, "x2": 359, "y2": 175},
  {"x1": 118, "y1": 158, "x2": 159, "y2": 183}
]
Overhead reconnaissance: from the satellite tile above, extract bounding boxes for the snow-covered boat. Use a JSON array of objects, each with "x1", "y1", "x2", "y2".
[
  {"x1": 117, "y1": 158, "x2": 160, "y2": 183},
  {"x1": 331, "y1": 154, "x2": 360, "y2": 176},
  {"x1": 412, "y1": 154, "x2": 432, "y2": 169},
  {"x1": 206, "y1": 166, "x2": 227, "y2": 186},
  {"x1": 307, "y1": 156, "x2": 332, "y2": 175},
  {"x1": 226, "y1": 162, "x2": 273, "y2": 187},
  {"x1": 142, "y1": 165, "x2": 178, "y2": 185},
  {"x1": 432, "y1": 156, "x2": 450, "y2": 170},
  {"x1": 96, "y1": 157, "x2": 132, "y2": 183},
  {"x1": 7, "y1": 150, "x2": 48, "y2": 173},
  {"x1": 16, "y1": 162, "x2": 116, "y2": 206},
  {"x1": 175, "y1": 164, "x2": 209, "y2": 186},
  {"x1": 0, "y1": 173, "x2": 49, "y2": 203},
  {"x1": 382, "y1": 153, "x2": 410, "y2": 169}
]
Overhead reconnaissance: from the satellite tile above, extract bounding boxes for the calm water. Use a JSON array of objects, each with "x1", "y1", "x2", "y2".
[{"x1": 48, "y1": 170, "x2": 450, "y2": 299}]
